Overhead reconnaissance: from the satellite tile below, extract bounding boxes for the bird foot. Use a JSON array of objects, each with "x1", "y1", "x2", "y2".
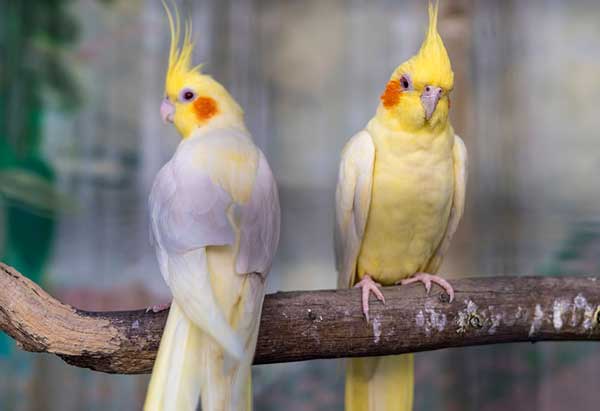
[
  {"x1": 145, "y1": 302, "x2": 171, "y2": 313},
  {"x1": 354, "y1": 275, "x2": 385, "y2": 322},
  {"x1": 397, "y1": 272, "x2": 454, "y2": 302}
]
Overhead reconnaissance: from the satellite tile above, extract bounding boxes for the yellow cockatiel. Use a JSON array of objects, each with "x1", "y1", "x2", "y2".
[
  {"x1": 144, "y1": 4, "x2": 280, "y2": 411},
  {"x1": 335, "y1": 3, "x2": 467, "y2": 411}
]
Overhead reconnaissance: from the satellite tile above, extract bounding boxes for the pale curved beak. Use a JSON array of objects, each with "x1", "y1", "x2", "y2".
[
  {"x1": 421, "y1": 85, "x2": 443, "y2": 121},
  {"x1": 160, "y1": 98, "x2": 175, "y2": 124}
]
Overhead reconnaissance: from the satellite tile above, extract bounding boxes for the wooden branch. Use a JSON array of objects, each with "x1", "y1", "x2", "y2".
[{"x1": 1, "y1": 262, "x2": 600, "y2": 374}]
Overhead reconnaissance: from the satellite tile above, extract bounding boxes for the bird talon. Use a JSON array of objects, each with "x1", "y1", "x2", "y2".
[
  {"x1": 400, "y1": 273, "x2": 454, "y2": 302},
  {"x1": 355, "y1": 275, "x2": 385, "y2": 322}
]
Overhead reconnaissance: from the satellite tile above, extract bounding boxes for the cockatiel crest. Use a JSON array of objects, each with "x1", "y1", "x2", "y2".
[
  {"x1": 163, "y1": 6, "x2": 206, "y2": 95},
  {"x1": 380, "y1": 2, "x2": 454, "y2": 133},
  {"x1": 396, "y1": 2, "x2": 453, "y2": 91},
  {"x1": 160, "y1": 2, "x2": 243, "y2": 138}
]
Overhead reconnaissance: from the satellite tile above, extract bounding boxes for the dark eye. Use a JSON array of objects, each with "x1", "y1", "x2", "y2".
[
  {"x1": 179, "y1": 88, "x2": 196, "y2": 102},
  {"x1": 400, "y1": 74, "x2": 412, "y2": 90}
]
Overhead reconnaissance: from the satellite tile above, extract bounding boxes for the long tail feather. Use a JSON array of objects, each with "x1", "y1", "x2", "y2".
[
  {"x1": 145, "y1": 245, "x2": 262, "y2": 411},
  {"x1": 144, "y1": 302, "x2": 204, "y2": 411},
  {"x1": 168, "y1": 249, "x2": 245, "y2": 361},
  {"x1": 346, "y1": 354, "x2": 414, "y2": 411},
  {"x1": 144, "y1": 301, "x2": 255, "y2": 411}
]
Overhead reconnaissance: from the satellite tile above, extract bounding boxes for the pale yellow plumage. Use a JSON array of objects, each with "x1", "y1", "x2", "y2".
[
  {"x1": 335, "y1": 3, "x2": 467, "y2": 411},
  {"x1": 346, "y1": 356, "x2": 413, "y2": 411},
  {"x1": 357, "y1": 120, "x2": 455, "y2": 285},
  {"x1": 145, "y1": 3, "x2": 280, "y2": 411},
  {"x1": 146, "y1": 240, "x2": 262, "y2": 411},
  {"x1": 146, "y1": 126, "x2": 272, "y2": 410}
]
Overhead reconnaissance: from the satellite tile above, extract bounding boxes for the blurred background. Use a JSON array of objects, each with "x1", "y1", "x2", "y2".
[{"x1": 1, "y1": 0, "x2": 600, "y2": 409}]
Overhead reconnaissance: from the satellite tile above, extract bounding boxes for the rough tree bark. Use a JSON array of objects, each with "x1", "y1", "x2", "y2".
[{"x1": 1, "y1": 263, "x2": 599, "y2": 374}]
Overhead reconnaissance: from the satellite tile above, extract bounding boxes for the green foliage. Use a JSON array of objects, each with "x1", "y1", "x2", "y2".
[
  {"x1": 0, "y1": 0, "x2": 84, "y2": 283},
  {"x1": 0, "y1": 0, "x2": 80, "y2": 116},
  {"x1": 0, "y1": 0, "x2": 86, "y2": 356}
]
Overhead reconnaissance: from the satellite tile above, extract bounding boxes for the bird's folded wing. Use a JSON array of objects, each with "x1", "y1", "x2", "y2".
[
  {"x1": 426, "y1": 134, "x2": 468, "y2": 273},
  {"x1": 334, "y1": 130, "x2": 375, "y2": 289},
  {"x1": 149, "y1": 135, "x2": 236, "y2": 280},
  {"x1": 148, "y1": 128, "x2": 279, "y2": 360},
  {"x1": 236, "y1": 150, "x2": 280, "y2": 276}
]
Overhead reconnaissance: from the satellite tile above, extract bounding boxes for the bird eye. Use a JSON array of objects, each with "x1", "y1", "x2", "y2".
[
  {"x1": 400, "y1": 75, "x2": 412, "y2": 90},
  {"x1": 179, "y1": 88, "x2": 196, "y2": 102}
]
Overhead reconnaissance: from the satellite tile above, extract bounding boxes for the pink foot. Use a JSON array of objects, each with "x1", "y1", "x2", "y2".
[
  {"x1": 354, "y1": 275, "x2": 385, "y2": 322},
  {"x1": 398, "y1": 272, "x2": 454, "y2": 302},
  {"x1": 145, "y1": 302, "x2": 171, "y2": 313}
]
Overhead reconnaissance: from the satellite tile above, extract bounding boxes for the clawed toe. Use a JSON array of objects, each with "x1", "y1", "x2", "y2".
[
  {"x1": 354, "y1": 275, "x2": 385, "y2": 322},
  {"x1": 398, "y1": 273, "x2": 454, "y2": 302}
]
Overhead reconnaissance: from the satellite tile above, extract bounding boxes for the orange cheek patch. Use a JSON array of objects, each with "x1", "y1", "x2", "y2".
[
  {"x1": 193, "y1": 97, "x2": 219, "y2": 121},
  {"x1": 381, "y1": 80, "x2": 402, "y2": 108}
]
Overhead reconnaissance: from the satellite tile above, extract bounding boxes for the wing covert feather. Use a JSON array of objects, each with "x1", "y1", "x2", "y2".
[
  {"x1": 334, "y1": 130, "x2": 375, "y2": 289},
  {"x1": 148, "y1": 127, "x2": 280, "y2": 359},
  {"x1": 149, "y1": 134, "x2": 235, "y2": 268},
  {"x1": 236, "y1": 151, "x2": 280, "y2": 276},
  {"x1": 150, "y1": 128, "x2": 280, "y2": 280}
]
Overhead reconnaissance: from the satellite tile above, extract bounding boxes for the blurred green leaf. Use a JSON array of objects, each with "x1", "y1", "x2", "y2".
[{"x1": 0, "y1": 169, "x2": 76, "y2": 215}]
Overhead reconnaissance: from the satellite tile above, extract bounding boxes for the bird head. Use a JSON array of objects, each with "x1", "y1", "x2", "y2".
[
  {"x1": 378, "y1": 2, "x2": 454, "y2": 133},
  {"x1": 160, "y1": 3, "x2": 243, "y2": 138}
]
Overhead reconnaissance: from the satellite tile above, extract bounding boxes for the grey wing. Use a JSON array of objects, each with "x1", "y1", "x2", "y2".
[
  {"x1": 149, "y1": 154, "x2": 235, "y2": 285},
  {"x1": 149, "y1": 142, "x2": 246, "y2": 359},
  {"x1": 236, "y1": 150, "x2": 281, "y2": 276}
]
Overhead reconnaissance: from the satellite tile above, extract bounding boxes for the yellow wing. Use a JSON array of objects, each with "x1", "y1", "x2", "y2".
[
  {"x1": 334, "y1": 130, "x2": 375, "y2": 289},
  {"x1": 425, "y1": 134, "x2": 468, "y2": 273}
]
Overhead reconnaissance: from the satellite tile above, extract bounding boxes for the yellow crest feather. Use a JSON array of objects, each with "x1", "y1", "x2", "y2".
[
  {"x1": 394, "y1": 1, "x2": 454, "y2": 91},
  {"x1": 163, "y1": 1, "x2": 202, "y2": 95}
]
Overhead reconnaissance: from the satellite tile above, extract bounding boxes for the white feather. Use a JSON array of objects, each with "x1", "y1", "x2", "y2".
[
  {"x1": 334, "y1": 130, "x2": 375, "y2": 289},
  {"x1": 168, "y1": 248, "x2": 244, "y2": 360}
]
